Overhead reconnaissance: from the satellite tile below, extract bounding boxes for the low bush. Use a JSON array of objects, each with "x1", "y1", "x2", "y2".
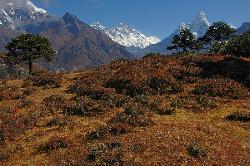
[
  {"x1": 86, "y1": 142, "x2": 125, "y2": 165},
  {"x1": 38, "y1": 137, "x2": 70, "y2": 153},
  {"x1": 0, "y1": 130, "x2": 4, "y2": 143},
  {"x1": 0, "y1": 151, "x2": 9, "y2": 162},
  {"x1": 226, "y1": 30, "x2": 250, "y2": 57},
  {"x1": 86, "y1": 124, "x2": 130, "y2": 141},
  {"x1": 147, "y1": 77, "x2": 183, "y2": 95},
  {"x1": 169, "y1": 95, "x2": 218, "y2": 112},
  {"x1": 0, "y1": 85, "x2": 22, "y2": 100},
  {"x1": 17, "y1": 98, "x2": 32, "y2": 109},
  {"x1": 188, "y1": 142, "x2": 207, "y2": 158},
  {"x1": 226, "y1": 112, "x2": 250, "y2": 122},
  {"x1": 154, "y1": 108, "x2": 176, "y2": 115},
  {"x1": 146, "y1": 98, "x2": 176, "y2": 115},
  {"x1": 22, "y1": 87, "x2": 35, "y2": 96},
  {"x1": 43, "y1": 95, "x2": 65, "y2": 112},
  {"x1": 86, "y1": 127, "x2": 110, "y2": 141},
  {"x1": 105, "y1": 79, "x2": 131, "y2": 93},
  {"x1": 63, "y1": 97, "x2": 106, "y2": 117},
  {"x1": 193, "y1": 78, "x2": 249, "y2": 99},
  {"x1": 31, "y1": 73, "x2": 62, "y2": 88},
  {"x1": 110, "y1": 105, "x2": 153, "y2": 127}
]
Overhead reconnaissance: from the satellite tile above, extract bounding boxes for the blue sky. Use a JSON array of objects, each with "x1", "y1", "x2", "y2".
[{"x1": 32, "y1": 0, "x2": 250, "y2": 39}]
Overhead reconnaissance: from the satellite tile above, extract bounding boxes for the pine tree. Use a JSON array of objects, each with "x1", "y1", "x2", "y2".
[
  {"x1": 226, "y1": 30, "x2": 250, "y2": 57},
  {"x1": 167, "y1": 28, "x2": 198, "y2": 53},
  {"x1": 203, "y1": 21, "x2": 235, "y2": 44},
  {"x1": 5, "y1": 34, "x2": 55, "y2": 75}
]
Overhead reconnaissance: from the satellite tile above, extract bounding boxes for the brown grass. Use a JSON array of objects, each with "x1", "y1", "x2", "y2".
[{"x1": 0, "y1": 54, "x2": 249, "y2": 165}]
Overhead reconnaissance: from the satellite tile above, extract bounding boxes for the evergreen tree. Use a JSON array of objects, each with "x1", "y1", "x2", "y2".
[
  {"x1": 226, "y1": 30, "x2": 250, "y2": 57},
  {"x1": 203, "y1": 21, "x2": 235, "y2": 45},
  {"x1": 5, "y1": 34, "x2": 55, "y2": 75},
  {"x1": 167, "y1": 28, "x2": 198, "y2": 53}
]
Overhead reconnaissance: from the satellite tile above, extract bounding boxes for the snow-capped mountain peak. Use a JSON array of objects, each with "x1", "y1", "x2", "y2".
[
  {"x1": 0, "y1": 0, "x2": 49, "y2": 29},
  {"x1": 91, "y1": 22, "x2": 160, "y2": 49},
  {"x1": 174, "y1": 11, "x2": 210, "y2": 38},
  {"x1": 194, "y1": 11, "x2": 210, "y2": 26},
  {"x1": 189, "y1": 11, "x2": 211, "y2": 36}
]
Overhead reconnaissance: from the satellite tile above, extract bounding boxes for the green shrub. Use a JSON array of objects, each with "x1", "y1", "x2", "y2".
[
  {"x1": 154, "y1": 108, "x2": 176, "y2": 115},
  {"x1": 17, "y1": 98, "x2": 32, "y2": 109},
  {"x1": 226, "y1": 112, "x2": 250, "y2": 122},
  {"x1": 209, "y1": 41, "x2": 227, "y2": 54},
  {"x1": 226, "y1": 31, "x2": 250, "y2": 57},
  {"x1": 147, "y1": 77, "x2": 183, "y2": 95},
  {"x1": 105, "y1": 79, "x2": 131, "y2": 93},
  {"x1": 43, "y1": 95, "x2": 65, "y2": 112},
  {"x1": 0, "y1": 130, "x2": 4, "y2": 143},
  {"x1": 188, "y1": 142, "x2": 207, "y2": 158},
  {"x1": 38, "y1": 137, "x2": 69, "y2": 153},
  {"x1": 63, "y1": 97, "x2": 106, "y2": 117},
  {"x1": 110, "y1": 105, "x2": 153, "y2": 127},
  {"x1": 32, "y1": 73, "x2": 62, "y2": 88},
  {"x1": 193, "y1": 79, "x2": 249, "y2": 99},
  {"x1": 86, "y1": 142, "x2": 125, "y2": 165}
]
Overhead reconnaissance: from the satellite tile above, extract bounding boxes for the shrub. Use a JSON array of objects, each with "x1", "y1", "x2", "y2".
[
  {"x1": 147, "y1": 77, "x2": 183, "y2": 95},
  {"x1": 109, "y1": 59, "x2": 130, "y2": 70},
  {"x1": 17, "y1": 98, "x2": 32, "y2": 109},
  {"x1": 143, "y1": 53, "x2": 161, "y2": 59},
  {"x1": 86, "y1": 124, "x2": 130, "y2": 141},
  {"x1": 226, "y1": 112, "x2": 250, "y2": 122},
  {"x1": 63, "y1": 97, "x2": 106, "y2": 117},
  {"x1": 43, "y1": 95, "x2": 65, "y2": 112},
  {"x1": 209, "y1": 41, "x2": 227, "y2": 54},
  {"x1": 193, "y1": 79, "x2": 249, "y2": 99},
  {"x1": 104, "y1": 94, "x2": 129, "y2": 108},
  {"x1": 146, "y1": 98, "x2": 176, "y2": 115},
  {"x1": 75, "y1": 88, "x2": 111, "y2": 101},
  {"x1": 105, "y1": 79, "x2": 131, "y2": 93},
  {"x1": 38, "y1": 137, "x2": 69, "y2": 153},
  {"x1": 86, "y1": 142, "x2": 125, "y2": 165},
  {"x1": 170, "y1": 98, "x2": 183, "y2": 108},
  {"x1": 188, "y1": 142, "x2": 207, "y2": 158},
  {"x1": 0, "y1": 85, "x2": 22, "y2": 100},
  {"x1": 0, "y1": 130, "x2": 4, "y2": 143},
  {"x1": 86, "y1": 127, "x2": 110, "y2": 141},
  {"x1": 31, "y1": 73, "x2": 62, "y2": 88},
  {"x1": 0, "y1": 152, "x2": 9, "y2": 162},
  {"x1": 105, "y1": 79, "x2": 144, "y2": 97},
  {"x1": 22, "y1": 87, "x2": 35, "y2": 96},
  {"x1": 172, "y1": 95, "x2": 218, "y2": 112},
  {"x1": 110, "y1": 105, "x2": 153, "y2": 127},
  {"x1": 226, "y1": 31, "x2": 250, "y2": 57},
  {"x1": 154, "y1": 108, "x2": 176, "y2": 115}
]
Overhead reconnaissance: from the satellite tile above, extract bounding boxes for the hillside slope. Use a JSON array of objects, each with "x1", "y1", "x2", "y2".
[{"x1": 0, "y1": 54, "x2": 249, "y2": 165}]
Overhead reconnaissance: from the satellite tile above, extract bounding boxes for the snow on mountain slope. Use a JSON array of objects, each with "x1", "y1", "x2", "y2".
[
  {"x1": 0, "y1": 0, "x2": 49, "y2": 29},
  {"x1": 138, "y1": 11, "x2": 211, "y2": 57},
  {"x1": 91, "y1": 22, "x2": 160, "y2": 49}
]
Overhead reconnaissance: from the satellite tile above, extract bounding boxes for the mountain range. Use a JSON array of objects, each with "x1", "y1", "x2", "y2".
[
  {"x1": 0, "y1": 0, "x2": 132, "y2": 71},
  {"x1": 137, "y1": 11, "x2": 211, "y2": 57},
  {"x1": 0, "y1": 0, "x2": 50, "y2": 29},
  {"x1": 236, "y1": 22, "x2": 250, "y2": 35},
  {"x1": 91, "y1": 22, "x2": 160, "y2": 54},
  {"x1": 0, "y1": 0, "x2": 249, "y2": 71}
]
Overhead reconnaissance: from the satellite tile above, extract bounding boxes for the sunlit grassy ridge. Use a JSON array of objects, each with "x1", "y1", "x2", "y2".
[{"x1": 0, "y1": 54, "x2": 249, "y2": 165}]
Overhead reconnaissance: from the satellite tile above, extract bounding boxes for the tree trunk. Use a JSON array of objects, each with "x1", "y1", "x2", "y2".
[{"x1": 28, "y1": 59, "x2": 32, "y2": 75}]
